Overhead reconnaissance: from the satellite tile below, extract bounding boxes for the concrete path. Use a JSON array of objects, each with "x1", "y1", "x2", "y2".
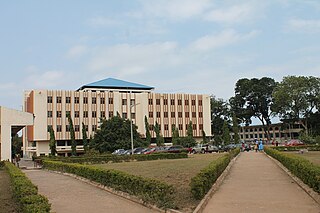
[
  {"x1": 24, "y1": 170, "x2": 158, "y2": 213},
  {"x1": 203, "y1": 151, "x2": 320, "y2": 213}
]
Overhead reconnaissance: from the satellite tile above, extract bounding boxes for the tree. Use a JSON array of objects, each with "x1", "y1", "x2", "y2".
[
  {"x1": 222, "y1": 120, "x2": 231, "y2": 145},
  {"x1": 171, "y1": 125, "x2": 180, "y2": 145},
  {"x1": 144, "y1": 116, "x2": 151, "y2": 144},
  {"x1": 272, "y1": 76, "x2": 320, "y2": 135},
  {"x1": 232, "y1": 113, "x2": 240, "y2": 144},
  {"x1": 230, "y1": 77, "x2": 277, "y2": 140},
  {"x1": 90, "y1": 114, "x2": 146, "y2": 153},
  {"x1": 154, "y1": 121, "x2": 164, "y2": 146},
  {"x1": 12, "y1": 134, "x2": 22, "y2": 157},
  {"x1": 211, "y1": 96, "x2": 230, "y2": 144},
  {"x1": 202, "y1": 130, "x2": 207, "y2": 144},
  {"x1": 67, "y1": 112, "x2": 77, "y2": 156},
  {"x1": 183, "y1": 121, "x2": 196, "y2": 147},
  {"x1": 49, "y1": 126, "x2": 57, "y2": 156},
  {"x1": 82, "y1": 122, "x2": 88, "y2": 153}
]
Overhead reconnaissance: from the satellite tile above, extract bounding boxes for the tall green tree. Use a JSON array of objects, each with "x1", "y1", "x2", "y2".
[
  {"x1": 211, "y1": 96, "x2": 230, "y2": 144},
  {"x1": 144, "y1": 116, "x2": 151, "y2": 144},
  {"x1": 230, "y1": 77, "x2": 277, "y2": 140},
  {"x1": 11, "y1": 134, "x2": 22, "y2": 157},
  {"x1": 272, "y1": 76, "x2": 320, "y2": 134},
  {"x1": 183, "y1": 121, "x2": 196, "y2": 147},
  {"x1": 82, "y1": 122, "x2": 88, "y2": 153},
  {"x1": 222, "y1": 120, "x2": 231, "y2": 145},
  {"x1": 67, "y1": 112, "x2": 77, "y2": 156},
  {"x1": 49, "y1": 126, "x2": 57, "y2": 156},
  {"x1": 202, "y1": 130, "x2": 207, "y2": 144},
  {"x1": 90, "y1": 115, "x2": 146, "y2": 153},
  {"x1": 154, "y1": 121, "x2": 164, "y2": 146},
  {"x1": 171, "y1": 125, "x2": 180, "y2": 145},
  {"x1": 232, "y1": 113, "x2": 240, "y2": 144}
]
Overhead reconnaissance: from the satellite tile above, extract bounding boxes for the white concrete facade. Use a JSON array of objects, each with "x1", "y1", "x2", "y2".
[{"x1": 0, "y1": 106, "x2": 33, "y2": 161}]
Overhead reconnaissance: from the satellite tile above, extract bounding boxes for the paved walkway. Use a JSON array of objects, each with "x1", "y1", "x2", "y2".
[
  {"x1": 203, "y1": 151, "x2": 320, "y2": 213},
  {"x1": 24, "y1": 170, "x2": 158, "y2": 213}
]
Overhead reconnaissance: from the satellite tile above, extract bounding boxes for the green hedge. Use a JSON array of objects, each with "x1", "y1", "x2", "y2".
[
  {"x1": 272, "y1": 145, "x2": 320, "y2": 152},
  {"x1": 39, "y1": 153, "x2": 187, "y2": 164},
  {"x1": 190, "y1": 148, "x2": 240, "y2": 200},
  {"x1": 4, "y1": 162, "x2": 51, "y2": 213},
  {"x1": 0, "y1": 161, "x2": 4, "y2": 167},
  {"x1": 264, "y1": 147, "x2": 320, "y2": 193},
  {"x1": 42, "y1": 160, "x2": 175, "y2": 208}
]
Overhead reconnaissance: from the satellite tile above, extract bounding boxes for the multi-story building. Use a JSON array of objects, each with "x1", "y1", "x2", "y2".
[{"x1": 23, "y1": 78, "x2": 211, "y2": 157}]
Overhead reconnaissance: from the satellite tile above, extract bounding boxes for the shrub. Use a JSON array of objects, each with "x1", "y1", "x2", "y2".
[
  {"x1": 42, "y1": 160, "x2": 175, "y2": 208},
  {"x1": 264, "y1": 147, "x2": 320, "y2": 193},
  {"x1": 4, "y1": 162, "x2": 51, "y2": 213},
  {"x1": 273, "y1": 145, "x2": 320, "y2": 152},
  {"x1": 0, "y1": 161, "x2": 4, "y2": 167},
  {"x1": 190, "y1": 148, "x2": 240, "y2": 200}
]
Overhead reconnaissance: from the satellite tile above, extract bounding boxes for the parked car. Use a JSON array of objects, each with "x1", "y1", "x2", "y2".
[
  {"x1": 112, "y1": 149, "x2": 126, "y2": 155},
  {"x1": 166, "y1": 145, "x2": 187, "y2": 153},
  {"x1": 285, "y1": 139, "x2": 304, "y2": 146},
  {"x1": 191, "y1": 144, "x2": 219, "y2": 154}
]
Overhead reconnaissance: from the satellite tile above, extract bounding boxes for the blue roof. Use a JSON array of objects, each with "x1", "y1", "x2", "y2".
[{"x1": 78, "y1": 78, "x2": 154, "y2": 90}]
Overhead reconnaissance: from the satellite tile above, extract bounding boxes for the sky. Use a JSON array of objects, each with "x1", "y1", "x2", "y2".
[{"x1": 1, "y1": 0, "x2": 320, "y2": 110}]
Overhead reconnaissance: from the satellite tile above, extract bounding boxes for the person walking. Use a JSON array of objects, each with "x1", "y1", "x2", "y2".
[{"x1": 258, "y1": 141, "x2": 264, "y2": 152}]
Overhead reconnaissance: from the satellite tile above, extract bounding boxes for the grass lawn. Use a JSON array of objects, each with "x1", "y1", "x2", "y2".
[
  {"x1": 0, "y1": 168, "x2": 18, "y2": 213},
  {"x1": 287, "y1": 151, "x2": 320, "y2": 165},
  {"x1": 92, "y1": 153, "x2": 225, "y2": 212}
]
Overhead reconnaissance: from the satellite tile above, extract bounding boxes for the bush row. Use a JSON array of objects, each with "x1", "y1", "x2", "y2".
[
  {"x1": 42, "y1": 160, "x2": 175, "y2": 208},
  {"x1": 4, "y1": 162, "x2": 51, "y2": 213},
  {"x1": 264, "y1": 147, "x2": 320, "y2": 193},
  {"x1": 40, "y1": 153, "x2": 187, "y2": 164},
  {"x1": 190, "y1": 148, "x2": 240, "y2": 200},
  {"x1": 0, "y1": 160, "x2": 4, "y2": 167},
  {"x1": 272, "y1": 145, "x2": 320, "y2": 152}
]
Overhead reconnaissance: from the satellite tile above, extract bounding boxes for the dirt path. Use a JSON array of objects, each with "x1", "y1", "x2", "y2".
[
  {"x1": 24, "y1": 170, "x2": 158, "y2": 213},
  {"x1": 203, "y1": 151, "x2": 320, "y2": 213},
  {"x1": 0, "y1": 169, "x2": 18, "y2": 213}
]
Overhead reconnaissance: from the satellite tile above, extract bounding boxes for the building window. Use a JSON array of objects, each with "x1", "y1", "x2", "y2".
[
  {"x1": 193, "y1": 124, "x2": 197, "y2": 130},
  {"x1": 199, "y1": 100, "x2": 202, "y2": 106},
  {"x1": 101, "y1": 111, "x2": 105, "y2": 118},
  {"x1": 199, "y1": 112, "x2": 203, "y2": 117},
  {"x1": 57, "y1": 125, "x2": 62, "y2": 132},
  {"x1": 185, "y1": 100, "x2": 189, "y2": 105},
  {"x1": 109, "y1": 98, "x2": 113, "y2": 104},
  {"x1": 149, "y1": 124, "x2": 154, "y2": 131},
  {"x1": 92, "y1": 97, "x2": 96, "y2": 104},
  {"x1": 131, "y1": 113, "x2": 135, "y2": 119},
  {"x1": 75, "y1": 111, "x2": 80, "y2": 118},
  {"x1": 178, "y1": 124, "x2": 183, "y2": 130},
  {"x1": 185, "y1": 112, "x2": 189, "y2": 118},
  {"x1": 148, "y1": 99, "x2": 153, "y2": 105},
  {"x1": 83, "y1": 97, "x2": 88, "y2": 104},
  {"x1": 130, "y1": 99, "x2": 135, "y2": 106},
  {"x1": 164, "y1": 112, "x2": 168, "y2": 118},
  {"x1": 47, "y1": 125, "x2": 52, "y2": 132},
  {"x1": 164, "y1": 124, "x2": 169, "y2": 130},
  {"x1": 109, "y1": 111, "x2": 114, "y2": 117},
  {"x1": 66, "y1": 97, "x2": 71, "y2": 103},
  {"x1": 122, "y1": 113, "x2": 127, "y2": 119},
  {"x1": 149, "y1": 112, "x2": 153, "y2": 118},
  {"x1": 192, "y1": 100, "x2": 196, "y2": 105},
  {"x1": 171, "y1": 112, "x2": 175, "y2": 117},
  {"x1": 66, "y1": 111, "x2": 71, "y2": 117},
  {"x1": 47, "y1": 111, "x2": 52, "y2": 118},
  {"x1": 275, "y1": 133, "x2": 279, "y2": 138},
  {"x1": 92, "y1": 125, "x2": 97, "y2": 132},
  {"x1": 74, "y1": 97, "x2": 79, "y2": 104},
  {"x1": 164, "y1": 99, "x2": 168, "y2": 105},
  {"x1": 83, "y1": 125, "x2": 88, "y2": 132},
  {"x1": 199, "y1": 124, "x2": 203, "y2": 130},
  {"x1": 47, "y1": 96, "x2": 53, "y2": 103},
  {"x1": 122, "y1": 99, "x2": 127, "y2": 105},
  {"x1": 57, "y1": 111, "x2": 62, "y2": 117},
  {"x1": 100, "y1": 97, "x2": 105, "y2": 104},
  {"x1": 192, "y1": 112, "x2": 196, "y2": 118},
  {"x1": 156, "y1": 111, "x2": 161, "y2": 118},
  {"x1": 75, "y1": 125, "x2": 80, "y2": 132},
  {"x1": 178, "y1": 112, "x2": 182, "y2": 117},
  {"x1": 178, "y1": 100, "x2": 182, "y2": 105},
  {"x1": 156, "y1": 99, "x2": 160, "y2": 105},
  {"x1": 66, "y1": 125, "x2": 70, "y2": 132},
  {"x1": 92, "y1": 111, "x2": 97, "y2": 118},
  {"x1": 171, "y1": 99, "x2": 175, "y2": 105},
  {"x1": 83, "y1": 111, "x2": 88, "y2": 118},
  {"x1": 57, "y1": 96, "x2": 62, "y2": 103}
]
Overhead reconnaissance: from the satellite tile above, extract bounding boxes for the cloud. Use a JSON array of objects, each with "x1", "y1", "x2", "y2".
[
  {"x1": 25, "y1": 71, "x2": 66, "y2": 89},
  {"x1": 65, "y1": 45, "x2": 87, "y2": 59},
  {"x1": 286, "y1": 18, "x2": 320, "y2": 33},
  {"x1": 139, "y1": 0, "x2": 212, "y2": 20},
  {"x1": 86, "y1": 16, "x2": 120, "y2": 27},
  {"x1": 190, "y1": 29, "x2": 259, "y2": 51}
]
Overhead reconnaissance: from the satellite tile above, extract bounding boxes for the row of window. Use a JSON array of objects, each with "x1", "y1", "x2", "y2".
[
  {"x1": 48, "y1": 111, "x2": 113, "y2": 118},
  {"x1": 48, "y1": 125, "x2": 97, "y2": 133},
  {"x1": 48, "y1": 96, "x2": 113, "y2": 105},
  {"x1": 149, "y1": 124, "x2": 203, "y2": 131},
  {"x1": 148, "y1": 111, "x2": 202, "y2": 118},
  {"x1": 240, "y1": 132, "x2": 281, "y2": 139},
  {"x1": 241, "y1": 127, "x2": 280, "y2": 132},
  {"x1": 148, "y1": 99, "x2": 202, "y2": 106}
]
